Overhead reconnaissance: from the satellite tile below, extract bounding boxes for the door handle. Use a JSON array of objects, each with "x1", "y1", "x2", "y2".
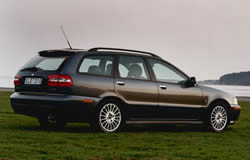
[
  {"x1": 160, "y1": 85, "x2": 167, "y2": 90},
  {"x1": 117, "y1": 81, "x2": 125, "y2": 86}
]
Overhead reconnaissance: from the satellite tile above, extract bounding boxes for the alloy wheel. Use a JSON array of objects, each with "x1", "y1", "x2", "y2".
[
  {"x1": 210, "y1": 106, "x2": 228, "y2": 131},
  {"x1": 99, "y1": 103, "x2": 122, "y2": 132}
]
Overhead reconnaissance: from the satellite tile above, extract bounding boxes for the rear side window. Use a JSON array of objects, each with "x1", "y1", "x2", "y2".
[
  {"x1": 78, "y1": 55, "x2": 114, "y2": 76},
  {"x1": 20, "y1": 55, "x2": 66, "y2": 72}
]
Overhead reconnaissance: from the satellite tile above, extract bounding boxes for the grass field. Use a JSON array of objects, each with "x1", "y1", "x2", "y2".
[{"x1": 0, "y1": 92, "x2": 250, "y2": 160}]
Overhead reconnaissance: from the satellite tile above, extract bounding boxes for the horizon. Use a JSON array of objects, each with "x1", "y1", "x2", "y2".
[
  {"x1": 1, "y1": 0, "x2": 250, "y2": 81},
  {"x1": 2, "y1": 70, "x2": 250, "y2": 80}
]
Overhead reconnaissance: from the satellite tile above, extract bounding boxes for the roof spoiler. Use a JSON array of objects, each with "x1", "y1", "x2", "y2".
[{"x1": 38, "y1": 50, "x2": 76, "y2": 57}]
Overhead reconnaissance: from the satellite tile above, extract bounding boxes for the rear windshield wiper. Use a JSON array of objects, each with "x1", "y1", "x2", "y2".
[{"x1": 21, "y1": 67, "x2": 43, "y2": 72}]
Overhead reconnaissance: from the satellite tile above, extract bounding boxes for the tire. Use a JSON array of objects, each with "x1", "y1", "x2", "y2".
[
  {"x1": 38, "y1": 113, "x2": 66, "y2": 130},
  {"x1": 91, "y1": 100, "x2": 125, "y2": 133},
  {"x1": 206, "y1": 102, "x2": 229, "y2": 132}
]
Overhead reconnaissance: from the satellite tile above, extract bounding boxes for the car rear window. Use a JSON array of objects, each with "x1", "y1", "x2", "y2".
[
  {"x1": 20, "y1": 55, "x2": 67, "y2": 72},
  {"x1": 36, "y1": 58, "x2": 65, "y2": 71}
]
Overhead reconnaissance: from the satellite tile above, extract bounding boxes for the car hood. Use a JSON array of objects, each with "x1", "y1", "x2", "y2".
[{"x1": 198, "y1": 84, "x2": 235, "y2": 106}]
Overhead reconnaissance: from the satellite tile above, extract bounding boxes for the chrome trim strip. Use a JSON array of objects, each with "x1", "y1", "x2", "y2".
[{"x1": 126, "y1": 121, "x2": 203, "y2": 124}]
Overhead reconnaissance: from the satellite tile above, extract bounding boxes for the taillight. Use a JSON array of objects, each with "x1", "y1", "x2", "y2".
[
  {"x1": 48, "y1": 74, "x2": 72, "y2": 87},
  {"x1": 57, "y1": 75, "x2": 73, "y2": 87},
  {"x1": 48, "y1": 75, "x2": 60, "y2": 87},
  {"x1": 14, "y1": 74, "x2": 21, "y2": 86}
]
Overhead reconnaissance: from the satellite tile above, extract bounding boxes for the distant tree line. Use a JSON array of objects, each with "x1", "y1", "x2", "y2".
[{"x1": 219, "y1": 71, "x2": 250, "y2": 86}]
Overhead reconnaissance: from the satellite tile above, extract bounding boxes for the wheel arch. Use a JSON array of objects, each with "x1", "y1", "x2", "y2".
[
  {"x1": 97, "y1": 96, "x2": 127, "y2": 111},
  {"x1": 90, "y1": 96, "x2": 127, "y2": 133},
  {"x1": 207, "y1": 98, "x2": 231, "y2": 110},
  {"x1": 206, "y1": 98, "x2": 233, "y2": 120}
]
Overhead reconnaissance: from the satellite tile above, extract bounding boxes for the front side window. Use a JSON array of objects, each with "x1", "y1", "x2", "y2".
[
  {"x1": 118, "y1": 56, "x2": 150, "y2": 80},
  {"x1": 79, "y1": 55, "x2": 114, "y2": 76},
  {"x1": 148, "y1": 58, "x2": 187, "y2": 83}
]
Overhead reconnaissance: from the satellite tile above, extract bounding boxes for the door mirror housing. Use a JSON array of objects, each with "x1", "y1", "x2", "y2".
[{"x1": 186, "y1": 77, "x2": 196, "y2": 87}]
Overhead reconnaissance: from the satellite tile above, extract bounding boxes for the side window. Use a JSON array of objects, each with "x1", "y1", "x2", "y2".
[
  {"x1": 148, "y1": 59, "x2": 187, "y2": 83},
  {"x1": 118, "y1": 56, "x2": 150, "y2": 80},
  {"x1": 79, "y1": 55, "x2": 114, "y2": 76}
]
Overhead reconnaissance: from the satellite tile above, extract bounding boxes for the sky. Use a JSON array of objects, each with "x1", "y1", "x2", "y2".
[{"x1": 1, "y1": 0, "x2": 250, "y2": 81}]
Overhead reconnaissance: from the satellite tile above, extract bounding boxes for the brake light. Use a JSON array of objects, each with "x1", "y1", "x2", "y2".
[
  {"x1": 14, "y1": 74, "x2": 21, "y2": 86},
  {"x1": 48, "y1": 74, "x2": 72, "y2": 87},
  {"x1": 58, "y1": 75, "x2": 73, "y2": 87},
  {"x1": 48, "y1": 75, "x2": 59, "y2": 87}
]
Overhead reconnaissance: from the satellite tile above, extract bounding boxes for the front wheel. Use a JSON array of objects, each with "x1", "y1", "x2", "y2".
[
  {"x1": 207, "y1": 103, "x2": 229, "y2": 132},
  {"x1": 94, "y1": 100, "x2": 125, "y2": 133}
]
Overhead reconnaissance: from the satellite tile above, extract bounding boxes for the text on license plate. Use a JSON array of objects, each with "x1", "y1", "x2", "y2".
[{"x1": 24, "y1": 78, "x2": 42, "y2": 85}]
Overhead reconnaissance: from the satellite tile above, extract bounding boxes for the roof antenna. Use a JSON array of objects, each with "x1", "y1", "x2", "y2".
[{"x1": 60, "y1": 25, "x2": 72, "y2": 49}]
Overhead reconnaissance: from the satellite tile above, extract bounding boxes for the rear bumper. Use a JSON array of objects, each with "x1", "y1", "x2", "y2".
[
  {"x1": 229, "y1": 104, "x2": 241, "y2": 123},
  {"x1": 10, "y1": 92, "x2": 100, "y2": 122}
]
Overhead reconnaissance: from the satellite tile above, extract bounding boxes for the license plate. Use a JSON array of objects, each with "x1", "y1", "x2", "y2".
[{"x1": 24, "y1": 78, "x2": 42, "y2": 85}]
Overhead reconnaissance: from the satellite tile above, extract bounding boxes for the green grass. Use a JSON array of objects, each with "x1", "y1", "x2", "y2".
[{"x1": 0, "y1": 91, "x2": 250, "y2": 160}]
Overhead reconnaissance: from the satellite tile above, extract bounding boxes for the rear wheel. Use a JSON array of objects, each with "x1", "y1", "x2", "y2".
[
  {"x1": 206, "y1": 102, "x2": 229, "y2": 132},
  {"x1": 38, "y1": 113, "x2": 66, "y2": 130},
  {"x1": 91, "y1": 100, "x2": 125, "y2": 133}
]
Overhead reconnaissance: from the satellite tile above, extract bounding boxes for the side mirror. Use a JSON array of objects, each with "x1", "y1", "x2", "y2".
[{"x1": 186, "y1": 77, "x2": 196, "y2": 87}]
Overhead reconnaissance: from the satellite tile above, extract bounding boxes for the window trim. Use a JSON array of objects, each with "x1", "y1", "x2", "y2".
[
  {"x1": 147, "y1": 57, "x2": 189, "y2": 84},
  {"x1": 116, "y1": 55, "x2": 153, "y2": 81},
  {"x1": 76, "y1": 54, "x2": 116, "y2": 78}
]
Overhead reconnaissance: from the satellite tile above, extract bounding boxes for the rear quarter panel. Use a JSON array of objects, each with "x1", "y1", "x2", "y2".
[{"x1": 61, "y1": 53, "x2": 118, "y2": 101}]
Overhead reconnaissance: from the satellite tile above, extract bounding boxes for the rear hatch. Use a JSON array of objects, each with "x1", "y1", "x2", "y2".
[{"x1": 14, "y1": 50, "x2": 74, "y2": 94}]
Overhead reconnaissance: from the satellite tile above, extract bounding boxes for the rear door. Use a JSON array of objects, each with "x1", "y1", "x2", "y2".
[
  {"x1": 15, "y1": 52, "x2": 70, "y2": 93},
  {"x1": 114, "y1": 55, "x2": 158, "y2": 119}
]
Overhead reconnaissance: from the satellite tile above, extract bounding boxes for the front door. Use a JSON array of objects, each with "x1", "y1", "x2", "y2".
[
  {"x1": 115, "y1": 55, "x2": 158, "y2": 119},
  {"x1": 147, "y1": 58, "x2": 204, "y2": 120}
]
